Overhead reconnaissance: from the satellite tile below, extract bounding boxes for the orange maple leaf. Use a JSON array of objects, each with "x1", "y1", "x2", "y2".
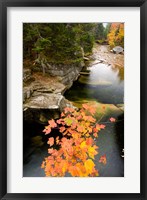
[
  {"x1": 77, "y1": 125, "x2": 84, "y2": 133},
  {"x1": 109, "y1": 117, "x2": 116, "y2": 122},
  {"x1": 60, "y1": 126, "x2": 66, "y2": 133},
  {"x1": 64, "y1": 107, "x2": 75, "y2": 114},
  {"x1": 86, "y1": 137, "x2": 93, "y2": 145},
  {"x1": 93, "y1": 132, "x2": 98, "y2": 138},
  {"x1": 47, "y1": 137, "x2": 54, "y2": 146},
  {"x1": 99, "y1": 154, "x2": 107, "y2": 165},
  {"x1": 61, "y1": 112, "x2": 65, "y2": 117},
  {"x1": 43, "y1": 126, "x2": 51, "y2": 135},
  {"x1": 48, "y1": 119, "x2": 57, "y2": 128},
  {"x1": 96, "y1": 124, "x2": 105, "y2": 131},
  {"x1": 99, "y1": 124, "x2": 106, "y2": 129}
]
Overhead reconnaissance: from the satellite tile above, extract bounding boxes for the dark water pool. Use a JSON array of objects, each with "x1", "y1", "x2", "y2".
[{"x1": 23, "y1": 116, "x2": 124, "y2": 177}]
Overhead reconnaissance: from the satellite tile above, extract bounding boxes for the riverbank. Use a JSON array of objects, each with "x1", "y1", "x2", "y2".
[{"x1": 92, "y1": 44, "x2": 124, "y2": 68}]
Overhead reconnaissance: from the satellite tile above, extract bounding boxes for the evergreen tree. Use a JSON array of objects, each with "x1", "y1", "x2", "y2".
[{"x1": 23, "y1": 23, "x2": 96, "y2": 65}]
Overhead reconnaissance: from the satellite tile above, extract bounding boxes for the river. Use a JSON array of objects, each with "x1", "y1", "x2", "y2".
[
  {"x1": 65, "y1": 62, "x2": 124, "y2": 105},
  {"x1": 23, "y1": 45, "x2": 124, "y2": 177}
]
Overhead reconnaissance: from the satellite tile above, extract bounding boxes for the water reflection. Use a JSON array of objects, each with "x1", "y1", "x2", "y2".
[{"x1": 65, "y1": 63, "x2": 124, "y2": 104}]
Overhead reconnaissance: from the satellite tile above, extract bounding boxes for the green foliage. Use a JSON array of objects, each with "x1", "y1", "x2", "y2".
[
  {"x1": 23, "y1": 23, "x2": 116, "y2": 65},
  {"x1": 95, "y1": 23, "x2": 105, "y2": 40},
  {"x1": 104, "y1": 23, "x2": 111, "y2": 39},
  {"x1": 23, "y1": 23, "x2": 97, "y2": 64}
]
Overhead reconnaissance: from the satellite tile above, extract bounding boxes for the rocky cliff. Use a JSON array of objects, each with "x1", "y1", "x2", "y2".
[{"x1": 23, "y1": 61, "x2": 83, "y2": 123}]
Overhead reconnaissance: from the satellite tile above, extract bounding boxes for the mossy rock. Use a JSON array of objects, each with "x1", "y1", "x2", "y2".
[
  {"x1": 78, "y1": 76, "x2": 112, "y2": 86},
  {"x1": 71, "y1": 100, "x2": 124, "y2": 121}
]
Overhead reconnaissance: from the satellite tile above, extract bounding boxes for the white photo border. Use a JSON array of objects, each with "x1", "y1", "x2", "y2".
[{"x1": 7, "y1": 7, "x2": 140, "y2": 193}]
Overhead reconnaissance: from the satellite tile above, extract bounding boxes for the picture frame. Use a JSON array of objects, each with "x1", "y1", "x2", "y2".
[{"x1": 0, "y1": 0, "x2": 146, "y2": 199}]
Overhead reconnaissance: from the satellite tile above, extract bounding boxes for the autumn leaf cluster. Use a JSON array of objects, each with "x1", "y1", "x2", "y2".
[
  {"x1": 107, "y1": 23, "x2": 124, "y2": 48},
  {"x1": 41, "y1": 103, "x2": 115, "y2": 177}
]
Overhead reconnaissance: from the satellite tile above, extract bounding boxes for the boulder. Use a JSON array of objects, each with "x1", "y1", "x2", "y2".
[
  {"x1": 112, "y1": 46, "x2": 124, "y2": 54},
  {"x1": 24, "y1": 93, "x2": 63, "y2": 110},
  {"x1": 23, "y1": 94, "x2": 75, "y2": 123}
]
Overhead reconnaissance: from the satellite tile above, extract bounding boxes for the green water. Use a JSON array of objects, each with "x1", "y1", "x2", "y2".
[{"x1": 65, "y1": 63, "x2": 124, "y2": 105}]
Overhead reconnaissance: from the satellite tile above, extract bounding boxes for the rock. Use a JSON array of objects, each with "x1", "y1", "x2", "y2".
[
  {"x1": 24, "y1": 93, "x2": 63, "y2": 109},
  {"x1": 23, "y1": 86, "x2": 33, "y2": 102},
  {"x1": 99, "y1": 58, "x2": 105, "y2": 63},
  {"x1": 23, "y1": 67, "x2": 79, "y2": 123},
  {"x1": 91, "y1": 60, "x2": 102, "y2": 66},
  {"x1": 60, "y1": 97, "x2": 77, "y2": 112},
  {"x1": 116, "y1": 104, "x2": 124, "y2": 111},
  {"x1": 84, "y1": 57, "x2": 90, "y2": 61},
  {"x1": 23, "y1": 94, "x2": 75, "y2": 123},
  {"x1": 23, "y1": 68, "x2": 34, "y2": 83},
  {"x1": 31, "y1": 62, "x2": 84, "y2": 89},
  {"x1": 112, "y1": 46, "x2": 124, "y2": 54},
  {"x1": 79, "y1": 72, "x2": 90, "y2": 75},
  {"x1": 23, "y1": 79, "x2": 66, "y2": 104}
]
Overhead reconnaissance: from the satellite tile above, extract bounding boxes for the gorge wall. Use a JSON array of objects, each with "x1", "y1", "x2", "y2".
[{"x1": 23, "y1": 60, "x2": 84, "y2": 124}]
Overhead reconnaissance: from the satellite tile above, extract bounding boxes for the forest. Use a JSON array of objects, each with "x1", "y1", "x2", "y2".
[
  {"x1": 23, "y1": 23, "x2": 124, "y2": 177},
  {"x1": 23, "y1": 23, "x2": 124, "y2": 65}
]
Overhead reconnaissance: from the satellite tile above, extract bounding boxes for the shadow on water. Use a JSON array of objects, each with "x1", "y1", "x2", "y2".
[
  {"x1": 115, "y1": 113, "x2": 124, "y2": 152},
  {"x1": 23, "y1": 120, "x2": 64, "y2": 177}
]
